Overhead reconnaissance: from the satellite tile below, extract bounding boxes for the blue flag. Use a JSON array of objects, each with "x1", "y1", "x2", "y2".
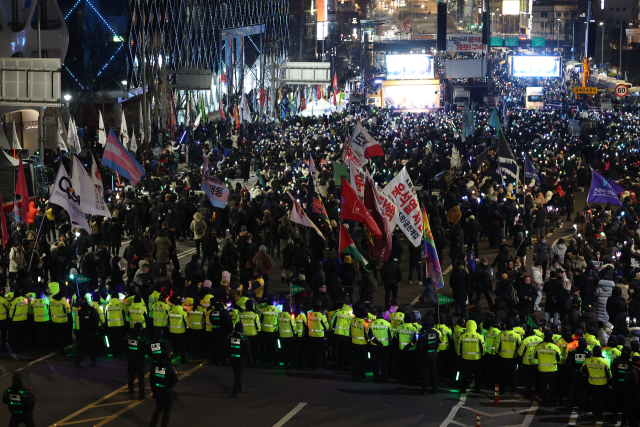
[
  {"x1": 587, "y1": 169, "x2": 625, "y2": 206},
  {"x1": 524, "y1": 156, "x2": 543, "y2": 186},
  {"x1": 489, "y1": 108, "x2": 501, "y2": 133}
]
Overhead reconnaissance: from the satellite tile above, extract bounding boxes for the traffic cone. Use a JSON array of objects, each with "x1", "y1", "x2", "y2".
[
  {"x1": 492, "y1": 384, "x2": 500, "y2": 406},
  {"x1": 476, "y1": 413, "x2": 481, "y2": 427}
]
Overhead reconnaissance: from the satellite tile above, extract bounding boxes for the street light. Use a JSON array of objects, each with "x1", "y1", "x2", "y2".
[
  {"x1": 63, "y1": 94, "x2": 71, "y2": 101},
  {"x1": 600, "y1": 22, "x2": 604, "y2": 68}
]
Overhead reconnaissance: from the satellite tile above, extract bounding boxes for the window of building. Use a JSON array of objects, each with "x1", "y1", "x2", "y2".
[
  {"x1": 541, "y1": 11, "x2": 548, "y2": 17},
  {"x1": 564, "y1": 12, "x2": 569, "y2": 17},
  {"x1": 556, "y1": 12, "x2": 561, "y2": 17}
]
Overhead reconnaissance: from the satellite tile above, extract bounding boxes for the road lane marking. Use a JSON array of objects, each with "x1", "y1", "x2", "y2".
[
  {"x1": 0, "y1": 345, "x2": 75, "y2": 380},
  {"x1": 51, "y1": 361, "x2": 208, "y2": 427},
  {"x1": 272, "y1": 402, "x2": 307, "y2": 427},
  {"x1": 440, "y1": 393, "x2": 467, "y2": 426},
  {"x1": 520, "y1": 401, "x2": 538, "y2": 427}
]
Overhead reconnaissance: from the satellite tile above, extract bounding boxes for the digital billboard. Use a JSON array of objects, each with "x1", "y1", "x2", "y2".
[
  {"x1": 382, "y1": 83, "x2": 439, "y2": 108},
  {"x1": 502, "y1": 0, "x2": 520, "y2": 15},
  {"x1": 509, "y1": 55, "x2": 562, "y2": 78},
  {"x1": 385, "y1": 54, "x2": 435, "y2": 80}
]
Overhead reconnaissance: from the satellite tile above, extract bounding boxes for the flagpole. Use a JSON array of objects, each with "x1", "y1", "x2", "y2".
[{"x1": 27, "y1": 212, "x2": 47, "y2": 270}]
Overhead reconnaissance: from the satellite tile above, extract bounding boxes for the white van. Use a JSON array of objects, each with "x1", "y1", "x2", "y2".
[{"x1": 526, "y1": 87, "x2": 544, "y2": 110}]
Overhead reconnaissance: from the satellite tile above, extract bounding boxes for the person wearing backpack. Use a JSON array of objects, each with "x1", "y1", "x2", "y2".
[
  {"x1": 380, "y1": 258, "x2": 401, "y2": 307},
  {"x1": 190, "y1": 212, "x2": 207, "y2": 257}
]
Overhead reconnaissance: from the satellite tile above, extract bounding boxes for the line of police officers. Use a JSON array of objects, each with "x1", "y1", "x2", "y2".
[{"x1": 6, "y1": 280, "x2": 640, "y2": 425}]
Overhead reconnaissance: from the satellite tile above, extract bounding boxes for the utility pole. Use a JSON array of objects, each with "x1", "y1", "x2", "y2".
[{"x1": 620, "y1": 20, "x2": 623, "y2": 74}]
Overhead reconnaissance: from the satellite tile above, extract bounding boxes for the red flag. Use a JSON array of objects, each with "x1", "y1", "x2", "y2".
[
  {"x1": 16, "y1": 158, "x2": 29, "y2": 224},
  {"x1": 333, "y1": 72, "x2": 338, "y2": 106},
  {"x1": 219, "y1": 94, "x2": 226, "y2": 120},
  {"x1": 363, "y1": 171, "x2": 391, "y2": 260},
  {"x1": 221, "y1": 73, "x2": 227, "y2": 84},
  {"x1": 260, "y1": 88, "x2": 266, "y2": 108},
  {"x1": 233, "y1": 104, "x2": 240, "y2": 129},
  {"x1": 300, "y1": 92, "x2": 307, "y2": 111},
  {"x1": 0, "y1": 194, "x2": 7, "y2": 250},
  {"x1": 340, "y1": 177, "x2": 381, "y2": 239}
]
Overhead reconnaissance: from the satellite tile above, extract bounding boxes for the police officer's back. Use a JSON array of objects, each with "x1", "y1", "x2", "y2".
[
  {"x1": 3, "y1": 374, "x2": 35, "y2": 427},
  {"x1": 125, "y1": 322, "x2": 147, "y2": 400},
  {"x1": 226, "y1": 322, "x2": 252, "y2": 398},
  {"x1": 416, "y1": 317, "x2": 441, "y2": 395},
  {"x1": 74, "y1": 298, "x2": 100, "y2": 367},
  {"x1": 611, "y1": 345, "x2": 633, "y2": 425},
  {"x1": 148, "y1": 328, "x2": 174, "y2": 361},
  {"x1": 209, "y1": 299, "x2": 233, "y2": 364},
  {"x1": 149, "y1": 350, "x2": 180, "y2": 427}
]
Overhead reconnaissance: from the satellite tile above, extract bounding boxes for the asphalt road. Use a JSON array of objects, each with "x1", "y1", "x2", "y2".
[{"x1": 0, "y1": 189, "x2": 587, "y2": 427}]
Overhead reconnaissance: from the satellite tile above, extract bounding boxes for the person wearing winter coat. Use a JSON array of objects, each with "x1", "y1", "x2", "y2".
[
  {"x1": 597, "y1": 322, "x2": 614, "y2": 347},
  {"x1": 595, "y1": 274, "x2": 616, "y2": 323},
  {"x1": 339, "y1": 256, "x2": 357, "y2": 304},
  {"x1": 432, "y1": 217, "x2": 446, "y2": 263},
  {"x1": 491, "y1": 244, "x2": 512, "y2": 271},
  {"x1": 611, "y1": 302, "x2": 630, "y2": 336},
  {"x1": 190, "y1": 212, "x2": 208, "y2": 257},
  {"x1": 109, "y1": 219, "x2": 123, "y2": 256},
  {"x1": 551, "y1": 239, "x2": 567, "y2": 263},
  {"x1": 607, "y1": 287, "x2": 627, "y2": 320},
  {"x1": 154, "y1": 230, "x2": 172, "y2": 272},
  {"x1": 449, "y1": 261, "x2": 470, "y2": 317},
  {"x1": 464, "y1": 215, "x2": 481, "y2": 256},
  {"x1": 446, "y1": 205, "x2": 462, "y2": 228},
  {"x1": 629, "y1": 290, "x2": 640, "y2": 319},
  {"x1": 381, "y1": 258, "x2": 402, "y2": 307},
  {"x1": 449, "y1": 224, "x2": 464, "y2": 264},
  {"x1": 8, "y1": 242, "x2": 26, "y2": 283},
  {"x1": 495, "y1": 274, "x2": 514, "y2": 308},
  {"x1": 531, "y1": 262, "x2": 544, "y2": 311},
  {"x1": 543, "y1": 271, "x2": 563, "y2": 324},
  {"x1": 564, "y1": 253, "x2": 587, "y2": 282},
  {"x1": 532, "y1": 236, "x2": 552, "y2": 277},
  {"x1": 473, "y1": 258, "x2": 493, "y2": 306},
  {"x1": 516, "y1": 275, "x2": 538, "y2": 322}
]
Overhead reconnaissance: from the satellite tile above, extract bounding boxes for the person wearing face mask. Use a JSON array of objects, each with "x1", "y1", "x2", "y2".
[{"x1": 581, "y1": 345, "x2": 612, "y2": 423}]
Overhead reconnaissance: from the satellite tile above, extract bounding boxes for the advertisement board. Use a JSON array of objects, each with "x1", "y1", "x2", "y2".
[
  {"x1": 385, "y1": 54, "x2": 435, "y2": 80},
  {"x1": 447, "y1": 34, "x2": 485, "y2": 52},
  {"x1": 509, "y1": 55, "x2": 562, "y2": 78}
]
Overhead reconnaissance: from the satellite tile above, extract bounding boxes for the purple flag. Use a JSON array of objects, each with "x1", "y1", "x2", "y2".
[{"x1": 587, "y1": 170, "x2": 625, "y2": 206}]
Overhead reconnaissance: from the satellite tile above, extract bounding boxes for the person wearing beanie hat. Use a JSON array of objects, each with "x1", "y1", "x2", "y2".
[
  {"x1": 581, "y1": 345, "x2": 611, "y2": 422},
  {"x1": 2, "y1": 373, "x2": 36, "y2": 425},
  {"x1": 226, "y1": 319, "x2": 253, "y2": 398},
  {"x1": 367, "y1": 307, "x2": 392, "y2": 383},
  {"x1": 239, "y1": 300, "x2": 261, "y2": 367},
  {"x1": 602, "y1": 336, "x2": 621, "y2": 361},
  {"x1": 498, "y1": 318, "x2": 522, "y2": 394},
  {"x1": 610, "y1": 344, "x2": 633, "y2": 424},
  {"x1": 308, "y1": 299, "x2": 329, "y2": 371},
  {"x1": 565, "y1": 337, "x2": 592, "y2": 412},
  {"x1": 533, "y1": 329, "x2": 562, "y2": 406}
]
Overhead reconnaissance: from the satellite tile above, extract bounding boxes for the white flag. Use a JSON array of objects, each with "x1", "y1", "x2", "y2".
[
  {"x1": 71, "y1": 154, "x2": 111, "y2": 218},
  {"x1": 377, "y1": 185, "x2": 399, "y2": 232},
  {"x1": 309, "y1": 154, "x2": 319, "y2": 186},
  {"x1": 98, "y1": 111, "x2": 107, "y2": 147},
  {"x1": 193, "y1": 112, "x2": 202, "y2": 129},
  {"x1": 12, "y1": 120, "x2": 22, "y2": 150},
  {"x1": 202, "y1": 171, "x2": 229, "y2": 208},
  {"x1": 147, "y1": 102, "x2": 152, "y2": 140},
  {"x1": 90, "y1": 153, "x2": 104, "y2": 191},
  {"x1": 383, "y1": 167, "x2": 422, "y2": 246},
  {"x1": 67, "y1": 118, "x2": 79, "y2": 153},
  {"x1": 287, "y1": 192, "x2": 323, "y2": 238},
  {"x1": 349, "y1": 156, "x2": 365, "y2": 199},
  {"x1": 49, "y1": 163, "x2": 92, "y2": 234},
  {"x1": 57, "y1": 117, "x2": 68, "y2": 152},
  {"x1": 240, "y1": 93, "x2": 251, "y2": 122},
  {"x1": 138, "y1": 101, "x2": 145, "y2": 144},
  {"x1": 121, "y1": 110, "x2": 129, "y2": 150}
]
